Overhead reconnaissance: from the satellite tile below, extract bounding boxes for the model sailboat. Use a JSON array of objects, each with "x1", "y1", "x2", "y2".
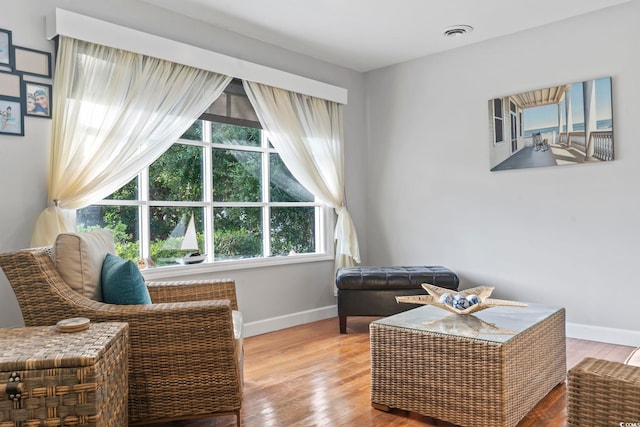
[{"x1": 176, "y1": 213, "x2": 207, "y2": 265}]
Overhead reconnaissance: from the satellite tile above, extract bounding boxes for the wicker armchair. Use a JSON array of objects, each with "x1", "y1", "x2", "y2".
[
  {"x1": 0, "y1": 248, "x2": 243, "y2": 426},
  {"x1": 567, "y1": 353, "x2": 640, "y2": 427}
]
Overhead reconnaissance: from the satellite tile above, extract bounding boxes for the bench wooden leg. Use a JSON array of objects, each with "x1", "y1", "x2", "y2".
[{"x1": 339, "y1": 316, "x2": 347, "y2": 334}]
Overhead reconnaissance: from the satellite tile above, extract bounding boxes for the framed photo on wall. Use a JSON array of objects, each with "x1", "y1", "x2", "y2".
[
  {"x1": 12, "y1": 46, "x2": 51, "y2": 78},
  {"x1": 0, "y1": 70, "x2": 21, "y2": 98},
  {"x1": 0, "y1": 96, "x2": 24, "y2": 136},
  {"x1": 24, "y1": 81, "x2": 51, "y2": 118},
  {"x1": 0, "y1": 29, "x2": 13, "y2": 69}
]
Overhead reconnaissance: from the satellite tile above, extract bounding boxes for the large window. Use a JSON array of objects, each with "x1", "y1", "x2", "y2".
[{"x1": 77, "y1": 85, "x2": 327, "y2": 267}]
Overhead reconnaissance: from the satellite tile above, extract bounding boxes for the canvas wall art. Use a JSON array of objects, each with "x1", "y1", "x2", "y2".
[{"x1": 489, "y1": 77, "x2": 613, "y2": 171}]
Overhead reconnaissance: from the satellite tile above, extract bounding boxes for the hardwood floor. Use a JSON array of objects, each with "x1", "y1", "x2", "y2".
[{"x1": 149, "y1": 316, "x2": 635, "y2": 427}]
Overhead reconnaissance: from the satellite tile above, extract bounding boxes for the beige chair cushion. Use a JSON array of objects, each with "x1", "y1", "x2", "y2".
[
  {"x1": 53, "y1": 229, "x2": 116, "y2": 301},
  {"x1": 232, "y1": 310, "x2": 244, "y2": 384},
  {"x1": 625, "y1": 347, "x2": 640, "y2": 367}
]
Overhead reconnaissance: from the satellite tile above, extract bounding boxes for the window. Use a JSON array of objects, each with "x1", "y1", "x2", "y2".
[
  {"x1": 519, "y1": 111, "x2": 523, "y2": 137},
  {"x1": 510, "y1": 101, "x2": 518, "y2": 153},
  {"x1": 77, "y1": 82, "x2": 328, "y2": 267},
  {"x1": 493, "y1": 98, "x2": 503, "y2": 144}
]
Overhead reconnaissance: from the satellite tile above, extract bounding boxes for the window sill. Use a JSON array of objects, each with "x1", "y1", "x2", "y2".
[{"x1": 141, "y1": 252, "x2": 334, "y2": 281}]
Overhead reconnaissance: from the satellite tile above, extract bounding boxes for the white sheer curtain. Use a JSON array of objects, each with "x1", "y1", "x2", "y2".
[
  {"x1": 32, "y1": 37, "x2": 232, "y2": 246},
  {"x1": 243, "y1": 80, "x2": 360, "y2": 270}
]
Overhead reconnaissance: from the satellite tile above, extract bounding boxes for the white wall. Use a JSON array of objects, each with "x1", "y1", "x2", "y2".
[
  {"x1": 365, "y1": 2, "x2": 640, "y2": 345},
  {"x1": 0, "y1": 0, "x2": 369, "y2": 333}
]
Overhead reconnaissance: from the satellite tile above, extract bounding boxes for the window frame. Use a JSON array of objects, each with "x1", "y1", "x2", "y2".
[
  {"x1": 86, "y1": 119, "x2": 334, "y2": 280},
  {"x1": 493, "y1": 98, "x2": 504, "y2": 145}
]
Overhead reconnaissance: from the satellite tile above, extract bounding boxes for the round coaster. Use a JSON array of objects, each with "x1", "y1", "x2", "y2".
[{"x1": 56, "y1": 317, "x2": 90, "y2": 333}]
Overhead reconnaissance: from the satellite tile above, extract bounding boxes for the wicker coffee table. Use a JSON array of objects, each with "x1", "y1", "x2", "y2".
[{"x1": 370, "y1": 303, "x2": 566, "y2": 427}]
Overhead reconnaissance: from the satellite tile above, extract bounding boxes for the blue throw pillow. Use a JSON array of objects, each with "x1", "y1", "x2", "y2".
[{"x1": 101, "y1": 253, "x2": 152, "y2": 305}]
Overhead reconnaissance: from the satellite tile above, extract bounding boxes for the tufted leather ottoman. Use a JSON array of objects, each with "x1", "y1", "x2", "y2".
[{"x1": 336, "y1": 266, "x2": 459, "y2": 333}]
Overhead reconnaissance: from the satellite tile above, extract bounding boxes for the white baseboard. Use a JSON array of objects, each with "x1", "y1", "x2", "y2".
[
  {"x1": 243, "y1": 305, "x2": 338, "y2": 338},
  {"x1": 567, "y1": 322, "x2": 640, "y2": 347}
]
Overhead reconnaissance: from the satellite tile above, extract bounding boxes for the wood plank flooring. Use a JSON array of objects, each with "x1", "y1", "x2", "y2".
[{"x1": 148, "y1": 316, "x2": 635, "y2": 427}]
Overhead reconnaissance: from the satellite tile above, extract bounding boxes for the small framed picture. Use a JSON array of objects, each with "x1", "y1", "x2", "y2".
[
  {"x1": 0, "y1": 70, "x2": 21, "y2": 98},
  {"x1": 12, "y1": 46, "x2": 51, "y2": 78},
  {"x1": 0, "y1": 96, "x2": 24, "y2": 136},
  {"x1": 0, "y1": 29, "x2": 13, "y2": 69},
  {"x1": 24, "y1": 81, "x2": 51, "y2": 118}
]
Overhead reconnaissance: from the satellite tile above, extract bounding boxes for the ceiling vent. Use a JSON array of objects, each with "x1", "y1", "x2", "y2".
[{"x1": 443, "y1": 25, "x2": 474, "y2": 37}]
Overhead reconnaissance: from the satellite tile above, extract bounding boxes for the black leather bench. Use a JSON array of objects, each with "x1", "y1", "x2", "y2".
[{"x1": 336, "y1": 266, "x2": 459, "y2": 333}]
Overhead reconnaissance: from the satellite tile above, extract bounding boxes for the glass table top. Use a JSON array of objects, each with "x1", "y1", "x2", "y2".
[{"x1": 371, "y1": 303, "x2": 563, "y2": 343}]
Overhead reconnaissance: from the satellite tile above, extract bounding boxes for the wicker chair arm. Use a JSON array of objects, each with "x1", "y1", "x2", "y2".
[
  {"x1": 35, "y1": 281, "x2": 237, "y2": 336},
  {"x1": 29, "y1": 285, "x2": 239, "y2": 358},
  {"x1": 89, "y1": 298, "x2": 233, "y2": 323},
  {"x1": 147, "y1": 279, "x2": 238, "y2": 310},
  {"x1": 567, "y1": 357, "x2": 640, "y2": 426}
]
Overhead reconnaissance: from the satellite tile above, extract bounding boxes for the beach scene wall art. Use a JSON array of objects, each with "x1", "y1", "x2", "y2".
[{"x1": 489, "y1": 76, "x2": 613, "y2": 171}]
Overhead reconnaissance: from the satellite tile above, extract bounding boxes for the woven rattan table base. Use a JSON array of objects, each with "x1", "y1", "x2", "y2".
[{"x1": 370, "y1": 307, "x2": 566, "y2": 427}]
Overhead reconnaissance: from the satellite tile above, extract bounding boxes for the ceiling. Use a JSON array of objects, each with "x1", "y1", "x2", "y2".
[{"x1": 141, "y1": 0, "x2": 630, "y2": 72}]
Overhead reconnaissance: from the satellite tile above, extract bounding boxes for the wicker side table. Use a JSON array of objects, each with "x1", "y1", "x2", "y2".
[
  {"x1": 370, "y1": 304, "x2": 566, "y2": 427},
  {"x1": 0, "y1": 322, "x2": 128, "y2": 427}
]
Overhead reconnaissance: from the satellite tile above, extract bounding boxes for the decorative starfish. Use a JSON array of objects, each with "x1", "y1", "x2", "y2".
[{"x1": 396, "y1": 283, "x2": 527, "y2": 315}]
